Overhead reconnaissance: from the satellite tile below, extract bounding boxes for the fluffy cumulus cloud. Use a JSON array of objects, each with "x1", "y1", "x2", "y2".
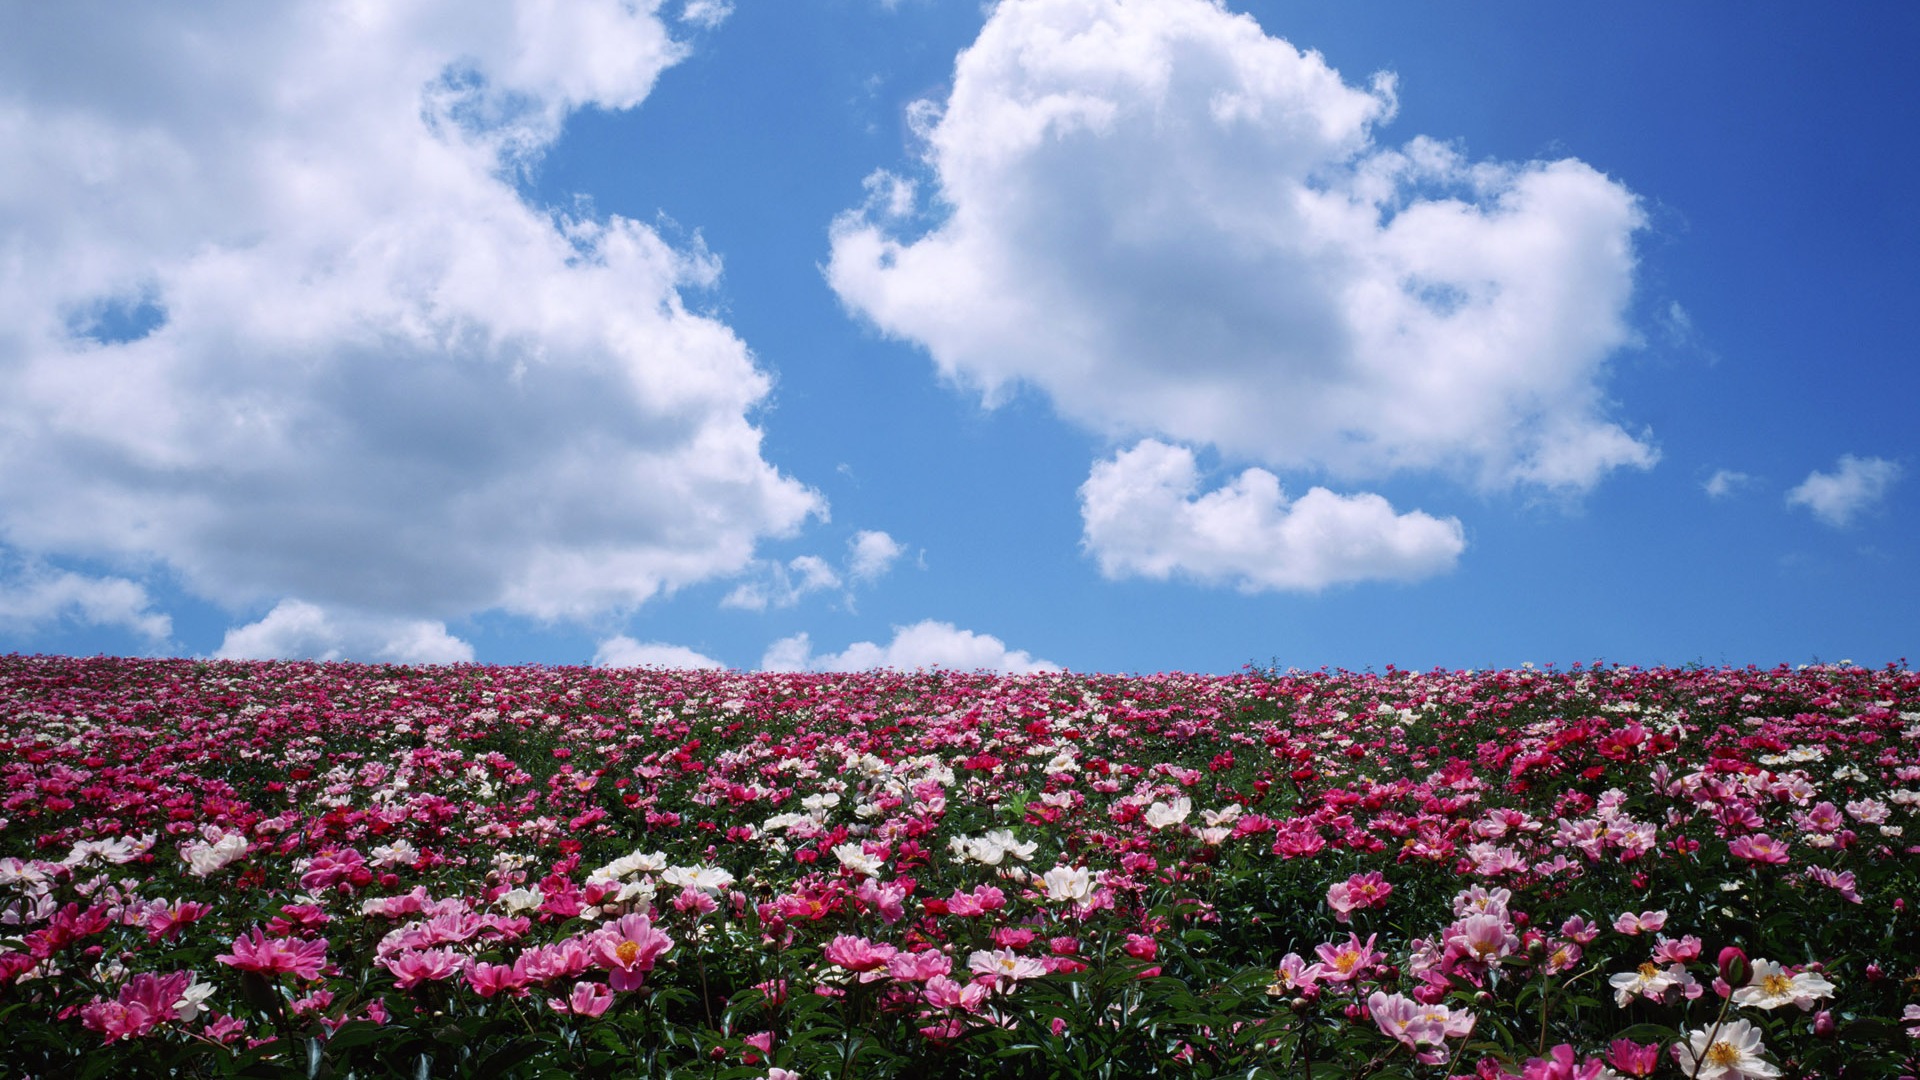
[
  {"x1": 0, "y1": 560, "x2": 173, "y2": 645},
  {"x1": 0, "y1": 1, "x2": 821, "y2": 657},
  {"x1": 761, "y1": 620, "x2": 1058, "y2": 673},
  {"x1": 828, "y1": 0, "x2": 1655, "y2": 491},
  {"x1": 1786, "y1": 455, "x2": 1902, "y2": 527},
  {"x1": 594, "y1": 635, "x2": 726, "y2": 670},
  {"x1": 1081, "y1": 440, "x2": 1464, "y2": 591},
  {"x1": 215, "y1": 600, "x2": 473, "y2": 664},
  {"x1": 847, "y1": 530, "x2": 906, "y2": 581}
]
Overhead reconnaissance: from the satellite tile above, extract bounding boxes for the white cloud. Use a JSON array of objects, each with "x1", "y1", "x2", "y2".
[
  {"x1": 214, "y1": 600, "x2": 473, "y2": 664},
  {"x1": 0, "y1": 1, "x2": 821, "y2": 640},
  {"x1": 1786, "y1": 455, "x2": 1901, "y2": 527},
  {"x1": 1703, "y1": 469, "x2": 1751, "y2": 499},
  {"x1": 1080, "y1": 440, "x2": 1464, "y2": 591},
  {"x1": 828, "y1": 0, "x2": 1654, "y2": 491},
  {"x1": 721, "y1": 555, "x2": 844, "y2": 611},
  {"x1": 679, "y1": 1, "x2": 734, "y2": 30},
  {"x1": 848, "y1": 530, "x2": 905, "y2": 581},
  {"x1": 0, "y1": 558, "x2": 173, "y2": 644},
  {"x1": 594, "y1": 635, "x2": 726, "y2": 670},
  {"x1": 760, "y1": 620, "x2": 1059, "y2": 673}
]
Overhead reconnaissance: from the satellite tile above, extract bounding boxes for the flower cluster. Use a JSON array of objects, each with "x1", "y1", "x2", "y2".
[{"x1": 0, "y1": 655, "x2": 1915, "y2": 1076}]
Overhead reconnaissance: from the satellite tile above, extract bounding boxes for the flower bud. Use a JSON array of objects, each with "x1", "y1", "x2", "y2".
[
  {"x1": 1813, "y1": 1010, "x2": 1836, "y2": 1037},
  {"x1": 1716, "y1": 946, "x2": 1750, "y2": 987}
]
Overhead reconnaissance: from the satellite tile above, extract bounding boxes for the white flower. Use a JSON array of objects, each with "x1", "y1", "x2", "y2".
[
  {"x1": 832, "y1": 843, "x2": 885, "y2": 878},
  {"x1": 181, "y1": 831, "x2": 248, "y2": 877},
  {"x1": 370, "y1": 840, "x2": 418, "y2": 869},
  {"x1": 1040, "y1": 865, "x2": 1094, "y2": 903},
  {"x1": 1730, "y1": 960, "x2": 1835, "y2": 1011},
  {"x1": 175, "y1": 980, "x2": 216, "y2": 1023},
  {"x1": 1675, "y1": 1018, "x2": 1781, "y2": 1079},
  {"x1": 661, "y1": 865, "x2": 735, "y2": 894},
  {"x1": 1142, "y1": 797, "x2": 1191, "y2": 830},
  {"x1": 1609, "y1": 962, "x2": 1676, "y2": 1007},
  {"x1": 498, "y1": 887, "x2": 544, "y2": 914}
]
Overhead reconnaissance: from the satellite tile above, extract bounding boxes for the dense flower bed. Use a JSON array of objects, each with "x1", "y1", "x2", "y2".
[{"x1": 1, "y1": 654, "x2": 1916, "y2": 1078}]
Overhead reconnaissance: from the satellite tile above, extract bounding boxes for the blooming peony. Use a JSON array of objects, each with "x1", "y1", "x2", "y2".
[
  {"x1": 1730, "y1": 959, "x2": 1835, "y2": 1011},
  {"x1": 1675, "y1": 1018, "x2": 1781, "y2": 1079},
  {"x1": 215, "y1": 928, "x2": 329, "y2": 980}
]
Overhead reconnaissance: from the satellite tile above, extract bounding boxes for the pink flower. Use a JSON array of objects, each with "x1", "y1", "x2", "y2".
[
  {"x1": 1326, "y1": 872, "x2": 1393, "y2": 923},
  {"x1": 592, "y1": 913, "x2": 674, "y2": 992},
  {"x1": 216, "y1": 928, "x2": 329, "y2": 980},
  {"x1": 945, "y1": 884, "x2": 1007, "y2": 916},
  {"x1": 1607, "y1": 1037, "x2": 1661, "y2": 1076},
  {"x1": 549, "y1": 980, "x2": 613, "y2": 1017},
  {"x1": 79, "y1": 970, "x2": 199, "y2": 1043},
  {"x1": 823, "y1": 934, "x2": 898, "y2": 977},
  {"x1": 383, "y1": 948, "x2": 466, "y2": 990},
  {"x1": 80, "y1": 1000, "x2": 157, "y2": 1043},
  {"x1": 144, "y1": 899, "x2": 213, "y2": 942},
  {"x1": 1516, "y1": 1044, "x2": 1609, "y2": 1080},
  {"x1": 885, "y1": 949, "x2": 953, "y2": 983},
  {"x1": 1611, "y1": 909, "x2": 1667, "y2": 936},
  {"x1": 854, "y1": 878, "x2": 908, "y2": 924},
  {"x1": 1728, "y1": 833, "x2": 1790, "y2": 865},
  {"x1": 1652, "y1": 934, "x2": 1702, "y2": 964},
  {"x1": 923, "y1": 974, "x2": 990, "y2": 1011},
  {"x1": 466, "y1": 961, "x2": 528, "y2": 998},
  {"x1": 1448, "y1": 913, "x2": 1518, "y2": 965},
  {"x1": 1367, "y1": 990, "x2": 1472, "y2": 1064},
  {"x1": 1313, "y1": 933, "x2": 1382, "y2": 983}
]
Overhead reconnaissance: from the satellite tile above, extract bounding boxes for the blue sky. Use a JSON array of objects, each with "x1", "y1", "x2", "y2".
[{"x1": 1, "y1": 1, "x2": 1913, "y2": 674}]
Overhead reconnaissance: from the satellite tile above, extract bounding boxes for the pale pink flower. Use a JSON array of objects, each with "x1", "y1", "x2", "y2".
[
  {"x1": 923, "y1": 973, "x2": 991, "y2": 1011},
  {"x1": 1313, "y1": 933, "x2": 1382, "y2": 983},
  {"x1": 1728, "y1": 834, "x2": 1790, "y2": 865},
  {"x1": 1367, "y1": 990, "x2": 1472, "y2": 1064},
  {"x1": 968, "y1": 948, "x2": 1046, "y2": 983},
  {"x1": 1448, "y1": 913, "x2": 1518, "y2": 965},
  {"x1": 1264, "y1": 952, "x2": 1319, "y2": 996},
  {"x1": 1611, "y1": 909, "x2": 1667, "y2": 935}
]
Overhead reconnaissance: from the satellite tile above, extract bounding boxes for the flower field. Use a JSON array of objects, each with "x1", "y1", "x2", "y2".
[{"x1": 2, "y1": 654, "x2": 1917, "y2": 1078}]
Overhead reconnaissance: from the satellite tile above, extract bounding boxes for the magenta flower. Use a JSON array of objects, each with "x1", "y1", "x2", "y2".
[{"x1": 215, "y1": 928, "x2": 329, "y2": 980}]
